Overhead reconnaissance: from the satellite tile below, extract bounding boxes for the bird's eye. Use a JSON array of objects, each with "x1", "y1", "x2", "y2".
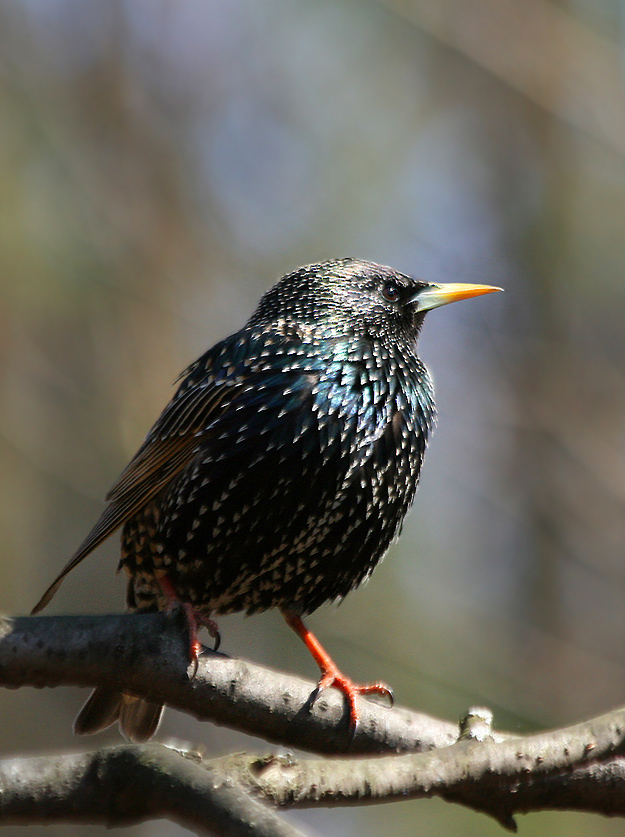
[{"x1": 381, "y1": 281, "x2": 401, "y2": 303}]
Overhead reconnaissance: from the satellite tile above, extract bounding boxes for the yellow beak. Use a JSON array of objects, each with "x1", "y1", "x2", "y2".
[{"x1": 413, "y1": 283, "x2": 503, "y2": 313}]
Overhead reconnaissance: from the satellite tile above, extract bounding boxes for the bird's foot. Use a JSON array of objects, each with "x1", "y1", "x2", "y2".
[
  {"x1": 194, "y1": 611, "x2": 221, "y2": 652},
  {"x1": 313, "y1": 665, "x2": 394, "y2": 734},
  {"x1": 282, "y1": 610, "x2": 393, "y2": 734},
  {"x1": 155, "y1": 575, "x2": 220, "y2": 671}
]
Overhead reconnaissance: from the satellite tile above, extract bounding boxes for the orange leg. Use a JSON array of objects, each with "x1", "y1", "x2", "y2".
[
  {"x1": 156, "y1": 575, "x2": 221, "y2": 666},
  {"x1": 282, "y1": 611, "x2": 393, "y2": 732}
]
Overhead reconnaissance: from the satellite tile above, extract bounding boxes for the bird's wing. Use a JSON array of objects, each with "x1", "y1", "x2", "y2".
[{"x1": 31, "y1": 357, "x2": 241, "y2": 614}]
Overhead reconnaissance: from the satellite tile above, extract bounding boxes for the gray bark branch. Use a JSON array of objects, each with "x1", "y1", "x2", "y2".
[
  {"x1": 211, "y1": 710, "x2": 625, "y2": 827},
  {"x1": 0, "y1": 613, "x2": 457, "y2": 754},
  {"x1": 1, "y1": 613, "x2": 625, "y2": 832},
  {"x1": 0, "y1": 745, "x2": 305, "y2": 836}
]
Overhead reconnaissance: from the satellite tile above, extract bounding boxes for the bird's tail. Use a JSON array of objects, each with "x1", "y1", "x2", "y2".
[{"x1": 74, "y1": 686, "x2": 163, "y2": 743}]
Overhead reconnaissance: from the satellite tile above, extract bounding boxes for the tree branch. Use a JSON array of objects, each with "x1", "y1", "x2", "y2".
[
  {"x1": 3, "y1": 613, "x2": 625, "y2": 831},
  {"x1": 0, "y1": 613, "x2": 457, "y2": 754},
  {"x1": 1, "y1": 723, "x2": 625, "y2": 834},
  {"x1": 210, "y1": 709, "x2": 625, "y2": 827},
  {"x1": 0, "y1": 744, "x2": 305, "y2": 836}
]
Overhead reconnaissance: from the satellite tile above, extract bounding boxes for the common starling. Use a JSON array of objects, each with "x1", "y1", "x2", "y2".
[{"x1": 32, "y1": 259, "x2": 500, "y2": 740}]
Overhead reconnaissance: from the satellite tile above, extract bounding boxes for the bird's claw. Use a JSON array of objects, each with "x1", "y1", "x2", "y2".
[
  {"x1": 155, "y1": 575, "x2": 220, "y2": 671},
  {"x1": 195, "y1": 612, "x2": 221, "y2": 652},
  {"x1": 313, "y1": 670, "x2": 394, "y2": 733}
]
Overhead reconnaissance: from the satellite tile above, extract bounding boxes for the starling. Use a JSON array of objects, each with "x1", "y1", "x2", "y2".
[{"x1": 32, "y1": 259, "x2": 500, "y2": 740}]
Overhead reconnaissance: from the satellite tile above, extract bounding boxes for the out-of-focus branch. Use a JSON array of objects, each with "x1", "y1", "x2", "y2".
[
  {"x1": 0, "y1": 745, "x2": 305, "y2": 837},
  {"x1": 1, "y1": 719, "x2": 625, "y2": 834}
]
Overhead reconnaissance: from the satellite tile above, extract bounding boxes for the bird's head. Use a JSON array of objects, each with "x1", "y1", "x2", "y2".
[{"x1": 249, "y1": 259, "x2": 501, "y2": 349}]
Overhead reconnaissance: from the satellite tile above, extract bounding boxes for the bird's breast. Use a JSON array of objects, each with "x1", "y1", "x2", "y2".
[{"x1": 121, "y1": 341, "x2": 435, "y2": 616}]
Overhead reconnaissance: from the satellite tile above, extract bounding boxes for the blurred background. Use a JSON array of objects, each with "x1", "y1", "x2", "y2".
[{"x1": 1, "y1": 0, "x2": 625, "y2": 834}]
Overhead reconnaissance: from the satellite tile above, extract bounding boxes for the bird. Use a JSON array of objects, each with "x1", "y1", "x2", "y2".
[{"x1": 32, "y1": 258, "x2": 500, "y2": 741}]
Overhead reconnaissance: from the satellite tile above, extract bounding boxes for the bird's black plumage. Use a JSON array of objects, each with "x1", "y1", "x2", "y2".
[{"x1": 33, "y1": 258, "x2": 500, "y2": 739}]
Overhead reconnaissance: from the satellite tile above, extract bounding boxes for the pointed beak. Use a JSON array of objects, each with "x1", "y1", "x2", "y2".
[{"x1": 412, "y1": 283, "x2": 503, "y2": 313}]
